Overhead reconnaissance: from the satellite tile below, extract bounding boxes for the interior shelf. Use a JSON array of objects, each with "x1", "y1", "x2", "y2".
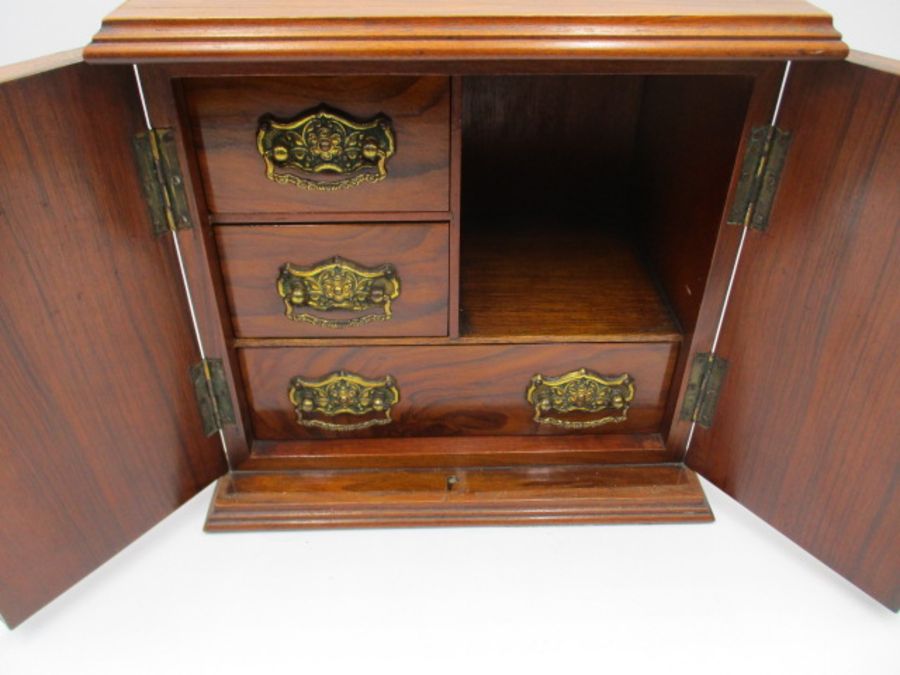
[{"x1": 460, "y1": 216, "x2": 680, "y2": 341}]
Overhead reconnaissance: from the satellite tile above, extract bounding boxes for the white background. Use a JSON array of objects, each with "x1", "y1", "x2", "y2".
[{"x1": 0, "y1": 1, "x2": 898, "y2": 673}]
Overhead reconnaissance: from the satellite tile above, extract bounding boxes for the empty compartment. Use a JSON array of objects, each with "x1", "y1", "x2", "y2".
[{"x1": 459, "y1": 74, "x2": 753, "y2": 341}]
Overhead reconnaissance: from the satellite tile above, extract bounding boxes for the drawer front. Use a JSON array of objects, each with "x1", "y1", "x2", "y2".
[
  {"x1": 218, "y1": 223, "x2": 449, "y2": 338},
  {"x1": 184, "y1": 76, "x2": 450, "y2": 216},
  {"x1": 240, "y1": 343, "x2": 677, "y2": 439}
]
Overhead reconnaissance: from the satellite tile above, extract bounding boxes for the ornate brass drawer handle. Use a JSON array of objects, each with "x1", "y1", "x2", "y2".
[
  {"x1": 276, "y1": 256, "x2": 401, "y2": 329},
  {"x1": 289, "y1": 370, "x2": 400, "y2": 431},
  {"x1": 526, "y1": 369, "x2": 635, "y2": 429},
  {"x1": 257, "y1": 105, "x2": 395, "y2": 191}
]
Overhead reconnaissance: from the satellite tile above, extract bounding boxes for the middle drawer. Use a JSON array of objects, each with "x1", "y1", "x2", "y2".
[{"x1": 217, "y1": 223, "x2": 450, "y2": 338}]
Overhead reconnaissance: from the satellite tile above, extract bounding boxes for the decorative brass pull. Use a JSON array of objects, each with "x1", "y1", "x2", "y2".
[
  {"x1": 289, "y1": 371, "x2": 400, "y2": 431},
  {"x1": 257, "y1": 106, "x2": 395, "y2": 191},
  {"x1": 526, "y1": 369, "x2": 635, "y2": 429},
  {"x1": 276, "y1": 256, "x2": 401, "y2": 329}
]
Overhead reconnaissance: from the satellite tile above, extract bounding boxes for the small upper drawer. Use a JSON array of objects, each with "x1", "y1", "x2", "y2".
[
  {"x1": 183, "y1": 76, "x2": 451, "y2": 217},
  {"x1": 217, "y1": 223, "x2": 449, "y2": 338}
]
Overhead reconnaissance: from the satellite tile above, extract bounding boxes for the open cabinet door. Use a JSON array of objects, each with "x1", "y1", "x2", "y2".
[
  {"x1": 0, "y1": 53, "x2": 227, "y2": 627},
  {"x1": 686, "y1": 55, "x2": 899, "y2": 609}
]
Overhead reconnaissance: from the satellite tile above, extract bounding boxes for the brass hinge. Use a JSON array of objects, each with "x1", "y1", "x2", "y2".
[
  {"x1": 190, "y1": 358, "x2": 237, "y2": 437},
  {"x1": 133, "y1": 128, "x2": 193, "y2": 236},
  {"x1": 727, "y1": 125, "x2": 792, "y2": 231},
  {"x1": 680, "y1": 353, "x2": 729, "y2": 429}
]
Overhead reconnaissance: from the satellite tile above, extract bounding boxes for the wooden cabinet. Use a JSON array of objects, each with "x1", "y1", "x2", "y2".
[{"x1": 0, "y1": 0, "x2": 896, "y2": 627}]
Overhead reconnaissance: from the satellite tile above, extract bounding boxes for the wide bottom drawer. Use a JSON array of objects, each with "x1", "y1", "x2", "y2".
[{"x1": 240, "y1": 343, "x2": 677, "y2": 439}]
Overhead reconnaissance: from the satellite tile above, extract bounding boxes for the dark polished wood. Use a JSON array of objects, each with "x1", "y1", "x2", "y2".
[
  {"x1": 233, "y1": 335, "x2": 677, "y2": 348},
  {"x1": 242, "y1": 433, "x2": 674, "y2": 470},
  {"x1": 132, "y1": 60, "x2": 795, "y2": 78},
  {"x1": 448, "y1": 76, "x2": 463, "y2": 338},
  {"x1": 461, "y1": 217, "x2": 681, "y2": 341},
  {"x1": 240, "y1": 342, "x2": 677, "y2": 439},
  {"x1": 631, "y1": 69, "x2": 780, "y2": 441},
  {"x1": 686, "y1": 59, "x2": 900, "y2": 610},
  {"x1": 211, "y1": 210, "x2": 450, "y2": 225},
  {"x1": 462, "y1": 75, "x2": 643, "y2": 217},
  {"x1": 0, "y1": 61, "x2": 225, "y2": 628},
  {"x1": 206, "y1": 464, "x2": 712, "y2": 531},
  {"x1": 633, "y1": 75, "x2": 754, "y2": 334},
  {"x1": 141, "y1": 66, "x2": 254, "y2": 464},
  {"x1": 84, "y1": 0, "x2": 847, "y2": 63},
  {"x1": 217, "y1": 223, "x2": 450, "y2": 338},
  {"x1": 0, "y1": 47, "x2": 81, "y2": 83},
  {"x1": 183, "y1": 75, "x2": 450, "y2": 216},
  {"x1": 664, "y1": 63, "x2": 786, "y2": 450}
]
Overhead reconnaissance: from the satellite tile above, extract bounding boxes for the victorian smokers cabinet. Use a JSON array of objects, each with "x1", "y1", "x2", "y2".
[{"x1": 0, "y1": 0, "x2": 897, "y2": 626}]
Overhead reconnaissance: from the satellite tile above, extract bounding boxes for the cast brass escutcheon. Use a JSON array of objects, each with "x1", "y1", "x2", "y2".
[
  {"x1": 276, "y1": 256, "x2": 401, "y2": 329},
  {"x1": 525, "y1": 369, "x2": 635, "y2": 429},
  {"x1": 289, "y1": 371, "x2": 400, "y2": 432},
  {"x1": 257, "y1": 106, "x2": 396, "y2": 191}
]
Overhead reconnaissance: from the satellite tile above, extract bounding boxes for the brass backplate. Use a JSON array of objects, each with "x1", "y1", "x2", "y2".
[
  {"x1": 276, "y1": 256, "x2": 401, "y2": 328},
  {"x1": 526, "y1": 368, "x2": 635, "y2": 429},
  {"x1": 288, "y1": 370, "x2": 400, "y2": 431},
  {"x1": 257, "y1": 106, "x2": 396, "y2": 191}
]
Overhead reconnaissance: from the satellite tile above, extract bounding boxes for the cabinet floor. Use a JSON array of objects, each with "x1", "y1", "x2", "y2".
[{"x1": 1, "y1": 479, "x2": 896, "y2": 674}]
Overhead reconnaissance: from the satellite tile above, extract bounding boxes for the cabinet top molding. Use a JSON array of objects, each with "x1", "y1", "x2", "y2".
[{"x1": 84, "y1": 0, "x2": 847, "y2": 63}]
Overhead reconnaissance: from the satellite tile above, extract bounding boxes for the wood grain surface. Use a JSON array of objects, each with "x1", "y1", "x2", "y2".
[
  {"x1": 84, "y1": 0, "x2": 847, "y2": 63},
  {"x1": 461, "y1": 217, "x2": 681, "y2": 341},
  {"x1": 217, "y1": 223, "x2": 449, "y2": 338},
  {"x1": 242, "y1": 433, "x2": 674, "y2": 470},
  {"x1": 662, "y1": 64, "x2": 785, "y2": 451},
  {"x1": 140, "y1": 66, "x2": 256, "y2": 465},
  {"x1": 686, "y1": 59, "x2": 900, "y2": 610},
  {"x1": 183, "y1": 75, "x2": 450, "y2": 216},
  {"x1": 632, "y1": 75, "x2": 753, "y2": 334},
  {"x1": 630, "y1": 70, "x2": 772, "y2": 440},
  {"x1": 462, "y1": 75, "x2": 643, "y2": 217},
  {"x1": 0, "y1": 62, "x2": 225, "y2": 627},
  {"x1": 206, "y1": 463, "x2": 712, "y2": 530},
  {"x1": 240, "y1": 343, "x2": 677, "y2": 439}
]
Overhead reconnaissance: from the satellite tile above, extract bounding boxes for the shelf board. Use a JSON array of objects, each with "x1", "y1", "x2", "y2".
[
  {"x1": 243, "y1": 433, "x2": 672, "y2": 470},
  {"x1": 460, "y1": 216, "x2": 680, "y2": 341}
]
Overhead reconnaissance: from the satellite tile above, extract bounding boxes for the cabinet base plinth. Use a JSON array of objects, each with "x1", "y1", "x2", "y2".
[{"x1": 205, "y1": 464, "x2": 712, "y2": 531}]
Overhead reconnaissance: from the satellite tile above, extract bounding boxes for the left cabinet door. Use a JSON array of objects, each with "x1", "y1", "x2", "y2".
[{"x1": 0, "y1": 54, "x2": 227, "y2": 628}]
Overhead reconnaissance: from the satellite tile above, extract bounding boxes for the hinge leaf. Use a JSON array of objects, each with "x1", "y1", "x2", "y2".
[
  {"x1": 680, "y1": 353, "x2": 728, "y2": 429},
  {"x1": 191, "y1": 358, "x2": 237, "y2": 437},
  {"x1": 727, "y1": 125, "x2": 792, "y2": 231},
  {"x1": 133, "y1": 128, "x2": 193, "y2": 236}
]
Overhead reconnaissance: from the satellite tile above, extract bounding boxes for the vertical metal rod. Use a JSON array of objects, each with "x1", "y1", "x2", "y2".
[
  {"x1": 132, "y1": 65, "x2": 232, "y2": 469},
  {"x1": 684, "y1": 60, "x2": 793, "y2": 457},
  {"x1": 133, "y1": 65, "x2": 153, "y2": 131}
]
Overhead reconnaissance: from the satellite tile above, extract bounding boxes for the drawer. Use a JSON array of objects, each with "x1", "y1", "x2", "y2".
[
  {"x1": 217, "y1": 223, "x2": 449, "y2": 338},
  {"x1": 184, "y1": 76, "x2": 451, "y2": 217},
  {"x1": 240, "y1": 343, "x2": 677, "y2": 439}
]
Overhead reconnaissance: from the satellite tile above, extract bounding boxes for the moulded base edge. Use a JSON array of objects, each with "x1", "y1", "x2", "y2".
[{"x1": 205, "y1": 463, "x2": 713, "y2": 531}]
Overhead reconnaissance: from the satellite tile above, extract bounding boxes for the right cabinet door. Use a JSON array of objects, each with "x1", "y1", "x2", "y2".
[{"x1": 686, "y1": 55, "x2": 899, "y2": 610}]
